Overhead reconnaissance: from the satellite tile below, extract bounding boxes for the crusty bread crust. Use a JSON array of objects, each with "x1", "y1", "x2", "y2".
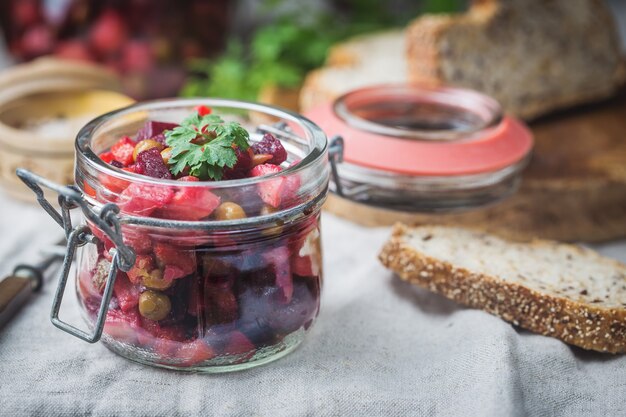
[{"x1": 379, "y1": 224, "x2": 626, "y2": 353}]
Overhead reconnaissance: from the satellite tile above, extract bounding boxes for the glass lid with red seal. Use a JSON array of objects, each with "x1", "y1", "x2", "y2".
[{"x1": 305, "y1": 84, "x2": 533, "y2": 212}]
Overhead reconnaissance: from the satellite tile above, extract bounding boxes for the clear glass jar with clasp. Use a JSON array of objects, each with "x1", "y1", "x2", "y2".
[{"x1": 18, "y1": 98, "x2": 329, "y2": 372}]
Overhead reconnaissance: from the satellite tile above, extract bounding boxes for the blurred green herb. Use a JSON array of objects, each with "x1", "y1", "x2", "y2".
[
  {"x1": 181, "y1": 0, "x2": 463, "y2": 101},
  {"x1": 422, "y1": 0, "x2": 464, "y2": 13}
]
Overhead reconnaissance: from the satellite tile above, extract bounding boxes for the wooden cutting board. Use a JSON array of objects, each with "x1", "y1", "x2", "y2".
[{"x1": 324, "y1": 90, "x2": 626, "y2": 243}]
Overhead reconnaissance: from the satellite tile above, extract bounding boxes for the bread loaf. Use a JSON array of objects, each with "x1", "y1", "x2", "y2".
[
  {"x1": 406, "y1": 0, "x2": 625, "y2": 119},
  {"x1": 379, "y1": 224, "x2": 626, "y2": 353}
]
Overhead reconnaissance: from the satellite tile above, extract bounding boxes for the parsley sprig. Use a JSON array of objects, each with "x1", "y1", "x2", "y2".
[{"x1": 165, "y1": 113, "x2": 250, "y2": 180}]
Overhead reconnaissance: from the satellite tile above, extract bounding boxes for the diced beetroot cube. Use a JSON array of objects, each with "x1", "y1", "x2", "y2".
[
  {"x1": 250, "y1": 164, "x2": 282, "y2": 207},
  {"x1": 99, "y1": 166, "x2": 137, "y2": 194},
  {"x1": 113, "y1": 272, "x2": 140, "y2": 312},
  {"x1": 263, "y1": 246, "x2": 293, "y2": 303},
  {"x1": 151, "y1": 326, "x2": 188, "y2": 360},
  {"x1": 249, "y1": 164, "x2": 301, "y2": 208},
  {"x1": 136, "y1": 121, "x2": 178, "y2": 142},
  {"x1": 206, "y1": 287, "x2": 238, "y2": 324},
  {"x1": 291, "y1": 228, "x2": 322, "y2": 277},
  {"x1": 268, "y1": 279, "x2": 319, "y2": 335},
  {"x1": 292, "y1": 256, "x2": 318, "y2": 278},
  {"x1": 110, "y1": 136, "x2": 136, "y2": 166},
  {"x1": 135, "y1": 148, "x2": 172, "y2": 179},
  {"x1": 137, "y1": 317, "x2": 187, "y2": 349},
  {"x1": 280, "y1": 174, "x2": 301, "y2": 208},
  {"x1": 162, "y1": 266, "x2": 184, "y2": 282},
  {"x1": 251, "y1": 133, "x2": 288, "y2": 165},
  {"x1": 136, "y1": 317, "x2": 160, "y2": 347},
  {"x1": 154, "y1": 242, "x2": 196, "y2": 279},
  {"x1": 104, "y1": 308, "x2": 141, "y2": 344},
  {"x1": 157, "y1": 325, "x2": 187, "y2": 342},
  {"x1": 250, "y1": 162, "x2": 282, "y2": 177},
  {"x1": 126, "y1": 254, "x2": 154, "y2": 285},
  {"x1": 157, "y1": 176, "x2": 221, "y2": 220},
  {"x1": 223, "y1": 147, "x2": 252, "y2": 180},
  {"x1": 99, "y1": 151, "x2": 116, "y2": 164},
  {"x1": 122, "y1": 226, "x2": 152, "y2": 255},
  {"x1": 223, "y1": 331, "x2": 255, "y2": 360},
  {"x1": 118, "y1": 183, "x2": 174, "y2": 216},
  {"x1": 83, "y1": 180, "x2": 97, "y2": 198},
  {"x1": 187, "y1": 278, "x2": 202, "y2": 317},
  {"x1": 176, "y1": 339, "x2": 216, "y2": 367}
]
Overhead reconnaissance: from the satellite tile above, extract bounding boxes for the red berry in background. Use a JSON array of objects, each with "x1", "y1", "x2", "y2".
[
  {"x1": 20, "y1": 25, "x2": 53, "y2": 58},
  {"x1": 12, "y1": 0, "x2": 41, "y2": 27},
  {"x1": 54, "y1": 40, "x2": 94, "y2": 62},
  {"x1": 120, "y1": 40, "x2": 155, "y2": 73},
  {"x1": 181, "y1": 39, "x2": 203, "y2": 61},
  {"x1": 89, "y1": 9, "x2": 128, "y2": 56},
  {"x1": 251, "y1": 133, "x2": 288, "y2": 165}
]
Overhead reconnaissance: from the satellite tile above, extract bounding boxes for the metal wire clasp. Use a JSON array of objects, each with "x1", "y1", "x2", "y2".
[{"x1": 16, "y1": 169, "x2": 136, "y2": 343}]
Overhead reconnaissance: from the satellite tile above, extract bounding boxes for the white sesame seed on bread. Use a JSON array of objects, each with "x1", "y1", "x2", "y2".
[{"x1": 379, "y1": 224, "x2": 626, "y2": 353}]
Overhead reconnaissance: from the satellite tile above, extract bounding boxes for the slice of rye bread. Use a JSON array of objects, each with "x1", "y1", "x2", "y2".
[
  {"x1": 379, "y1": 224, "x2": 626, "y2": 353},
  {"x1": 406, "y1": 0, "x2": 625, "y2": 120}
]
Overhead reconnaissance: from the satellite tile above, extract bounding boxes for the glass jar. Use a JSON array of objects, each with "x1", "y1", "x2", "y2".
[
  {"x1": 306, "y1": 84, "x2": 533, "y2": 212},
  {"x1": 20, "y1": 98, "x2": 329, "y2": 372}
]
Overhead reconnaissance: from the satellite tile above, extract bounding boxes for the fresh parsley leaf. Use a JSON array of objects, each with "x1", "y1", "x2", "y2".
[{"x1": 164, "y1": 113, "x2": 250, "y2": 181}]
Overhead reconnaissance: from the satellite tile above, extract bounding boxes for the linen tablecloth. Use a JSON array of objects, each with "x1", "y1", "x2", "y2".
[{"x1": 0, "y1": 193, "x2": 625, "y2": 417}]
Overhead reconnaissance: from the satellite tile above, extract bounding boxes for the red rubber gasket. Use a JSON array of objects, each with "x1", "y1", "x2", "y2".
[{"x1": 306, "y1": 102, "x2": 533, "y2": 176}]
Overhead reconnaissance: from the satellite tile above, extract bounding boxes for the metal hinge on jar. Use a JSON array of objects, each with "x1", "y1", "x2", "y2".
[{"x1": 16, "y1": 169, "x2": 136, "y2": 343}]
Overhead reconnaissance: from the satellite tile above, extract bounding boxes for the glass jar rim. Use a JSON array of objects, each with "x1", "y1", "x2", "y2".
[
  {"x1": 75, "y1": 97, "x2": 328, "y2": 189},
  {"x1": 333, "y1": 84, "x2": 504, "y2": 142}
]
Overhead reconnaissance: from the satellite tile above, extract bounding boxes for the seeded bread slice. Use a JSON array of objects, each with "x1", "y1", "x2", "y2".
[
  {"x1": 379, "y1": 224, "x2": 626, "y2": 353},
  {"x1": 406, "y1": 0, "x2": 625, "y2": 120}
]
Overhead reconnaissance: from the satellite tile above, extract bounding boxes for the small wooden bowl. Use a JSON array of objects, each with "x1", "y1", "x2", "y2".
[{"x1": 0, "y1": 58, "x2": 134, "y2": 202}]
